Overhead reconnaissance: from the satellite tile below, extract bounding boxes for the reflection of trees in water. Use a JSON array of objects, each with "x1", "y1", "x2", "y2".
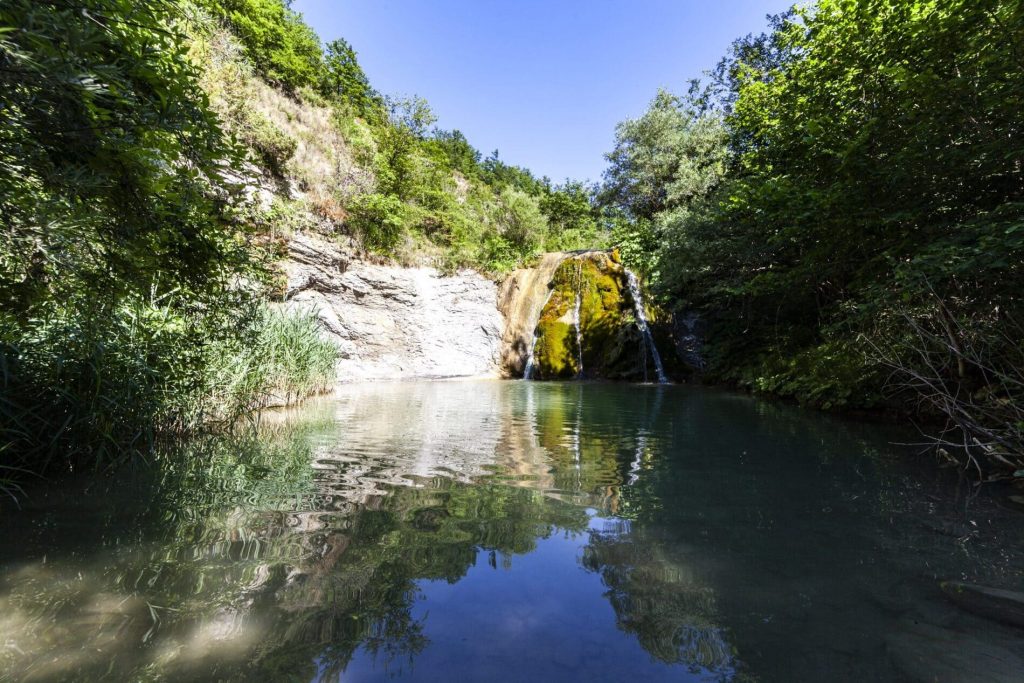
[
  {"x1": 582, "y1": 521, "x2": 735, "y2": 674},
  {"x1": 256, "y1": 481, "x2": 589, "y2": 680},
  {"x1": 194, "y1": 383, "x2": 1014, "y2": 683},
  {"x1": 158, "y1": 383, "x2": 733, "y2": 679},
  {"x1": 530, "y1": 383, "x2": 668, "y2": 515},
  {"x1": 2, "y1": 383, "x2": 764, "y2": 681},
  {"x1": 143, "y1": 430, "x2": 587, "y2": 680},
  {"x1": 530, "y1": 383, "x2": 738, "y2": 675}
]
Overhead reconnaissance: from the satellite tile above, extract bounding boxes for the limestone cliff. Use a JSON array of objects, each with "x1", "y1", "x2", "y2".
[
  {"x1": 284, "y1": 232, "x2": 503, "y2": 382},
  {"x1": 283, "y1": 236, "x2": 679, "y2": 385}
]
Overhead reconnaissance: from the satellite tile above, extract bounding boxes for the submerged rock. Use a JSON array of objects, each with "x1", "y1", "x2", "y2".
[
  {"x1": 940, "y1": 581, "x2": 1024, "y2": 629},
  {"x1": 284, "y1": 232, "x2": 504, "y2": 382}
]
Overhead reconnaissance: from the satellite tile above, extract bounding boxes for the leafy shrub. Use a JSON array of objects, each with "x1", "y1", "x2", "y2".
[
  {"x1": 200, "y1": 0, "x2": 323, "y2": 91},
  {"x1": 0, "y1": 298, "x2": 336, "y2": 484},
  {"x1": 0, "y1": 1, "x2": 339, "y2": 497},
  {"x1": 496, "y1": 187, "x2": 548, "y2": 253},
  {"x1": 347, "y1": 193, "x2": 407, "y2": 252},
  {"x1": 240, "y1": 108, "x2": 297, "y2": 177}
]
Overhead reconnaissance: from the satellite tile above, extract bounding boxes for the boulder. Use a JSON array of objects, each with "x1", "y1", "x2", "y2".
[{"x1": 886, "y1": 618, "x2": 1024, "y2": 683}]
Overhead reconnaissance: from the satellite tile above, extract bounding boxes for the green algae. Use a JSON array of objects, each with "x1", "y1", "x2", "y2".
[{"x1": 531, "y1": 252, "x2": 666, "y2": 381}]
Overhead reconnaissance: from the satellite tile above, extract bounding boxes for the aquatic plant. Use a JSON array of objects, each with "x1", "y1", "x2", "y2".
[{"x1": 0, "y1": 298, "x2": 336, "y2": 492}]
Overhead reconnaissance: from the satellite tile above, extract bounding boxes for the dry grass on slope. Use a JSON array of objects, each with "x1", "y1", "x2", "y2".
[{"x1": 192, "y1": 24, "x2": 375, "y2": 225}]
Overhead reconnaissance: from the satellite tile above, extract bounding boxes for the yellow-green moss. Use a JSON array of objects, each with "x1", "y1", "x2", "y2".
[
  {"x1": 532, "y1": 252, "x2": 662, "y2": 380},
  {"x1": 533, "y1": 287, "x2": 579, "y2": 379}
]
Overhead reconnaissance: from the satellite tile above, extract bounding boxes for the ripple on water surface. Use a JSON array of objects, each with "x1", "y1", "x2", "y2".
[{"x1": 0, "y1": 380, "x2": 1022, "y2": 682}]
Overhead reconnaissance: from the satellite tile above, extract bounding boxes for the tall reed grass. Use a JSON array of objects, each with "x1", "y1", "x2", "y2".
[
  {"x1": 0, "y1": 298, "x2": 336, "y2": 499},
  {"x1": 204, "y1": 305, "x2": 338, "y2": 420}
]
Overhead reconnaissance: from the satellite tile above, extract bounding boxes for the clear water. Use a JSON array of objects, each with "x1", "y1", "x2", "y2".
[{"x1": 1, "y1": 381, "x2": 1022, "y2": 682}]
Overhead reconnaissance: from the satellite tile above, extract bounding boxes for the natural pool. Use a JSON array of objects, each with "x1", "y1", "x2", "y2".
[{"x1": 1, "y1": 381, "x2": 1022, "y2": 682}]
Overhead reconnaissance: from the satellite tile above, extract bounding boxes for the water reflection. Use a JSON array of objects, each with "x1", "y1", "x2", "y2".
[{"x1": 0, "y1": 381, "x2": 1021, "y2": 681}]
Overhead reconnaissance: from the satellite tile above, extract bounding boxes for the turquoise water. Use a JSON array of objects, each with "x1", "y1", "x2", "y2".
[{"x1": 1, "y1": 381, "x2": 1021, "y2": 681}]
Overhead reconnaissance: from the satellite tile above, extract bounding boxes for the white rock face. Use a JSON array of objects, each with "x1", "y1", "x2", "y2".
[{"x1": 284, "y1": 232, "x2": 504, "y2": 382}]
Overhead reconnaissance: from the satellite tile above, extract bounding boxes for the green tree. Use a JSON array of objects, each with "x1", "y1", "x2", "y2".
[
  {"x1": 607, "y1": 0, "x2": 1024, "y2": 469},
  {"x1": 0, "y1": 0, "x2": 265, "y2": 475},
  {"x1": 375, "y1": 95, "x2": 438, "y2": 198},
  {"x1": 496, "y1": 187, "x2": 548, "y2": 253},
  {"x1": 481, "y1": 150, "x2": 547, "y2": 195},
  {"x1": 1, "y1": 0, "x2": 250, "y2": 318},
  {"x1": 539, "y1": 181, "x2": 605, "y2": 251},
  {"x1": 429, "y1": 129, "x2": 482, "y2": 178},
  {"x1": 600, "y1": 89, "x2": 728, "y2": 285},
  {"x1": 322, "y1": 38, "x2": 381, "y2": 118},
  {"x1": 202, "y1": 0, "x2": 323, "y2": 91}
]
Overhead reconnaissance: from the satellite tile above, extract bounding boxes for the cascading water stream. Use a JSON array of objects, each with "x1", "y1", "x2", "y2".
[
  {"x1": 572, "y1": 293, "x2": 583, "y2": 377},
  {"x1": 573, "y1": 260, "x2": 584, "y2": 377},
  {"x1": 624, "y1": 269, "x2": 668, "y2": 384},
  {"x1": 522, "y1": 289, "x2": 555, "y2": 380},
  {"x1": 514, "y1": 253, "x2": 668, "y2": 383}
]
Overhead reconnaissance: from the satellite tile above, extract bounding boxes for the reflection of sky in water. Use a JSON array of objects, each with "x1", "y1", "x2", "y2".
[
  {"x1": 0, "y1": 380, "x2": 1022, "y2": 682},
  {"x1": 342, "y1": 531, "x2": 730, "y2": 683}
]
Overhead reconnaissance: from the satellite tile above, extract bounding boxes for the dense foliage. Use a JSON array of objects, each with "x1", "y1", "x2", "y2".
[
  {"x1": 199, "y1": 0, "x2": 323, "y2": 91},
  {"x1": 0, "y1": 0, "x2": 335, "y2": 489},
  {"x1": 197, "y1": 0, "x2": 608, "y2": 273},
  {"x1": 605, "y1": 0, "x2": 1024, "y2": 473},
  {"x1": 5, "y1": 0, "x2": 1020, "y2": 482},
  {"x1": 0, "y1": 0, "x2": 606, "y2": 491}
]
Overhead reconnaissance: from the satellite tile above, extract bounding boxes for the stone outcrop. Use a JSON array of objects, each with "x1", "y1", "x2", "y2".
[
  {"x1": 284, "y1": 232, "x2": 503, "y2": 382},
  {"x1": 886, "y1": 618, "x2": 1024, "y2": 683},
  {"x1": 496, "y1": 252, "x2": 567, "y2": 377},
  {"x1": 940, "y1": 581, "x2": 1024, "y2": 628},
  {"x1": 529, "y1": 251, "x2": 665, "y2": 381},
  {"x1": 282, "y1": 236, "x2": 686, "y2": 385}
]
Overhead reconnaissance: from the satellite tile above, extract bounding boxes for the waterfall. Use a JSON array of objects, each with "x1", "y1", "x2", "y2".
[
  {"x1": 572, "y1": 293, "x2": 583, "y2": 377},
  {"x1": 624, "y1": 269, "x2": 668, "y2": 384},
  {"x1": 503, "y1": 251, "x2": 670, "y2": 383},
  {"x1": 499, "y1": 252, "x2": 568, "y2": 378},
  {"x1": 572, "y1": 260, "x2": 584, "y2": 377},
  {"x1": 522, "y1": 288, "x2": 554, "y2": 379}
]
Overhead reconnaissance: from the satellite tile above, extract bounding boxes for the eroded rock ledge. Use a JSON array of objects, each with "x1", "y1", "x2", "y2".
[
  {"x1": 284, "y1": 232, "x2": 504, "y2": 382},
  {"x1": 283, "y1": 236, "x2": 691, "y2": 384}
]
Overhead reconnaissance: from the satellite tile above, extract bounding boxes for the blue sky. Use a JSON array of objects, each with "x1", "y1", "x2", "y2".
[{"x1": 292, "y1": 0, "x2": 788, "y2": 184}]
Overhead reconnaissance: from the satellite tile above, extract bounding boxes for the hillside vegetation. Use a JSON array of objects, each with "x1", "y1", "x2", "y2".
[
  {"x1": 194, "y1": 0, "x2": 608, "y2": 272},
  {"x1": 2, "y1": 0, "x2": 1022, "y2": 484},
  {"x1": 605, "y1": 0, "x2": 1024, "y2": 474},
  {"x1": 0, "y1": 0, "x2": 605, "y2": 489}
]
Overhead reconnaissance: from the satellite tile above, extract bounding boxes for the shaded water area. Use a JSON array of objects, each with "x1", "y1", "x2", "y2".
[{"x1": 2, "y1": 381, "x2": 1023, "y2": 682}]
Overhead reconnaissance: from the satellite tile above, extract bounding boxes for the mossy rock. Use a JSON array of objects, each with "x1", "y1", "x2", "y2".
[{"x1": 531, "y1": 252, "x2": 666, "y2": 381}]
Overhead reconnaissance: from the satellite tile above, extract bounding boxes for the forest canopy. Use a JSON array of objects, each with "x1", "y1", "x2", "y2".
[{"x1": 603, "y1": 0, "x2": 1024, "y2": 472}]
